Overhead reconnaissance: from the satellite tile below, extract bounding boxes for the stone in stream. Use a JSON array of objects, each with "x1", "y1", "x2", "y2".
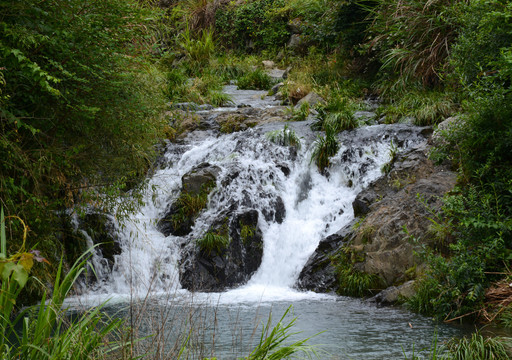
[
  {"x1": 157, "y1": 163, "x2": 220, "y2": 237},
  {"x1": 180, "y1": 209, "x2": 264, "y2": 291},
  {"x1": 295, "y1": 92, "x2": 325, "y2": 109},
  {"x1": 298, "y1": 139, "x2": 458, "y2": 303}
]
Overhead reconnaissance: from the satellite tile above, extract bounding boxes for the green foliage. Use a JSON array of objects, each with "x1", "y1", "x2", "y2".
[
  {"x1": 240, "y1": 224, "x2": 256, "y2": 245},
  {"x1": 0, "y1": 0, "x2": 166, "y2": 269},
  {"x1": 172, "y1": 184, "x2": 214, "y2": 230},
  {"x1": 215, "y1": 0, "x2": 290, "y2": 52},
  {"x1": 178, "y1": 27, "x2": 216, "y2": 69},
  {"x1": 310, "y1": 122, "x2": 340, "y2": 173},
  {"x1": 312, "y1": 91, "x2": 358, "y2": 132},
  {"x1": 444, "y1": 333, "x2": 511, "y2": 360},
  {"x1": 289, "y1": 102, "x2": 310, "y2": 122},
  {"x1": 287, "y1": 0, "x2": 375, "y2": 52},
  {"x1": 332, "y1": 246, "x2": 381, "y2": 297},
  {"x1": 381, "y1": 140, "x2": 398, "y2": 175},
  {"x1": 449, "y1": 0, "x2": 512, "y2": 86},
  {"x1": 0, "y1": 211, "x2": 124, "y2": 359},
  {"x1": 266, "y1": 125, "x2": 302, "y2": 149},
  {"x1": 366, "y1": 0, "x2": 459, "y2": 92},
  {"x1": 380, "y1": 90, "x2": 457, "y2": 126},
  {"x1": 196, "y1": 231, "x2": 230, "y2": 255},
  {"x1": 237, "y1": 68, "x2": 274, "y2": 90},
  {"x1": 244, "y1": 306, "x2": 319, "y2": 360}
]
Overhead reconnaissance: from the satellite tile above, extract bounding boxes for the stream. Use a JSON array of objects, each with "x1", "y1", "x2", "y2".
[{"x1": 67, "y1": 85, "x2": 471, "y2": 359}]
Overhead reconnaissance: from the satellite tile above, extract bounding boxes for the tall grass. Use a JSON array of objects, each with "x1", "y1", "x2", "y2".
[
  {"x1": 310, "y1": 122, "x2": 340, "y2": 173},
  {"x1": 266, "y1": 125, "x2": 302, "y2": 149},
  {"x1": 0, "y1": 209, "x2": 125, "y2": 359},
  {"x1": 245, "y1": 306, "x2": 319, "y2": 360}
]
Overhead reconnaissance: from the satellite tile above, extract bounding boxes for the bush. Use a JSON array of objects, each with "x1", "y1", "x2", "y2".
[
  {"x1": 366, "y1": 0, "x2": 459, "y2": 92},
  {"x1": 310, "y1": 122, "x2": 340, "y2": 173},
  {"x1": 266, "y1": 124, "x2": 302, "y2": 149},
  {"x1": 237, "y1": 68, "x2": 274, "y2": 90},
  {"x1": 0, "y1": 0, "x2": 166, "y2": 266},
  {"x1": 215, "y1": 0, "x2": 290, "y2": 52}
]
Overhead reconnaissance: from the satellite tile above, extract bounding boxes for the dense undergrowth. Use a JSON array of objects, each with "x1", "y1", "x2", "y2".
[{"x1": 2, "y1": 0, "x2": 512, "y2": 357}]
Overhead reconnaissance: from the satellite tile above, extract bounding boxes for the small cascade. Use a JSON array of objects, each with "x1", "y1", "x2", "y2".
[{"x1": 81, "y1": 87, "x2": 429, "y2": 303}]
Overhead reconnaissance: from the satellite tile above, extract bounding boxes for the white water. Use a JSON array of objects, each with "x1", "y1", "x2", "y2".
[{"x1": 73, "y1": 88, "x2": 427, "y2": 306}]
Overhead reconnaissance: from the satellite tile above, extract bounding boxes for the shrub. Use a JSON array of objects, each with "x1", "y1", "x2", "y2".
[
  {"x1": 266, "y1": 124, "x2": 302, "y2": 149},
  {"x1": 237, "y1": 68, "x2": 274, "y2": 90},
  {"x1": 0, "y1": 0, "x2": 166, "y2": 268},
  {"x1": 366, "y1": 0, "x2": 459, "y2": 92},
  {"x1": 215, "y1": 0, "x2": 290, "y2": 52},
  {"x1": 310, "y1": 122, "x2": 340, "y2": 173}
]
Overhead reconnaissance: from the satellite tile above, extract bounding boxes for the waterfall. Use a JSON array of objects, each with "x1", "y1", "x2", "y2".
[{"x1": 78, "y1": 89, "x2": 428, "y2": 304}]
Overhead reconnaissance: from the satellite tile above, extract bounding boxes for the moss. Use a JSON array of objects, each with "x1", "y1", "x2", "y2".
[{"x1": 331, "y1": 246, "x2": 382, "y2": 297}]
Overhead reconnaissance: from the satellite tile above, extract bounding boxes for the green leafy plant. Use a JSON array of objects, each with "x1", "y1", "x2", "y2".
[
  {"x1": 237, "y1": 68, "x2": 275, "y2": 90},
  {"x1": 197, "y1": 231, "x2": 230, "y2": 255},
  {"x1": 0, "y1": 209, "x2": 125, "y2": 359},
  {"x1": 310, "y1": 122, "x2": 340, "y2": 173},
  {"x1": 312, "y1": 94, "x2": 357, "y2": 132},
  {"x1": 240, "y1": 224, "x2": 256, "y2": 244},
  {"x1": 444, "y1": 333, "x2": 511, "y2": 360},
  {"x1": 244, "y1": 305, "x2": 319, "y2": 360},
  {"x1": 332, "y1": 246, "x2": 381, "y2": 297},
  {"x1": 381, "y1": 140, "x2": 399, "y2": 174},
  {"x1": 266, "y1": 125, "x2": 302, "y2": 149},
  {"x1": 172, "y1": 185, "x2": 214, "y2": 230}
]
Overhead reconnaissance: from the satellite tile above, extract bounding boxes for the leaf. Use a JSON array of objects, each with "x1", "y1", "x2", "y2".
[
  {"x1": 12, "y1": 264, "x2": 29, "y2": 288},
  {"x1": 2, "y1": 261, "x2": 15, "y2": 281},
  {"x1": 19, "y1": 252, "x2": 34, "y2": 272}
]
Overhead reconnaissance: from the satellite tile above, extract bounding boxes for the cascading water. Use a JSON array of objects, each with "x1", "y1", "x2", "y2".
[
  {"x1": 79, "y1": 88, "x2": 427, "y2": 303},
  {"x1": 69, "y1": 87, "x2": 469, "y2": 359}
]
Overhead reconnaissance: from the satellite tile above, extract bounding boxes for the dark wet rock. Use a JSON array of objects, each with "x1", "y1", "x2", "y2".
[
  {"x1": 180, "y1": 209, "x2": 264, "y2": 291},
  {"x1": 371, "y1": 281, "x2": 416, "y2": 305},
  {"x1": 182, "y1": 162, "x2": 221, "y2": 195},
  {"x1": 299, "y1": 139, "x2": 457, "y2": 294},
  {"x1": 262, "y1": 196, "x2": 286, "y2": 224},
  {"x1": 157, "y1": 163, "x2": 220, "y2": 236},
  {"x1": 297, "y1": 223, "x2": 355, "y2": 292},
  {"x1": 79, "y1": 213, "x2": 121, "y2": 269}
]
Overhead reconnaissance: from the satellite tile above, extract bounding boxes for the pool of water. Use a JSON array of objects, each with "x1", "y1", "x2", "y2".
[{"x1": 69, "y1": 292, "x2": 470, "y2": 360}]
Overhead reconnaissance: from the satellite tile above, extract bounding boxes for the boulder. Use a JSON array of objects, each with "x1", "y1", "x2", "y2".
[
  {"x1": 181, "y1": 162, "x2": 221, "y2": 195},
  {"x1": 180, "y1": 209, "x2": 264, "y2": 291},
  {"x1": 157, "y1": 163, "x2": 220, "y2": 236},
  {"x1": 295, "y1": 92, "x2": 325, "y2": 109},
  {"x1": 298, "y1": 140, "x2": 457, "y2": 294},
  {"x1": 297, "y1": 224, "x2": 355, "y2": 292},
  {"x1": 371, "y1": 280, "x2": 417, "y2": 305},
  {"x1": 262, "y1": 60, "x2": 275, "y2": 69}
]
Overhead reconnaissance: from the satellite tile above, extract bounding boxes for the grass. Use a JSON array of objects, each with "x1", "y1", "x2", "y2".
[
  {"x1": 172, "y1": 184, "x2": 214, "y2": 230},
  {"x1": 237, "y1": 68, "x2": 275, "y2": 90},
  {"x1": 196, "y1": 231, "x2": 230, "y2": 255},
  {"x1": 266, "y1": 124, "x2": 302, "y2": 149},
  {"x1": 380, "y1": 90, "x2": 457, "y2": 126},
  {"x1": 0, "y1": 208, "x2": 125, "y2": 359},
  {"x1": 444, "y1": 333, "x2": 512, "y2": 360},
  {"x1": 312, "y1": 93, "x2": 358, "y2": 132},
  {"x1": 381, "y1": 140, "x2": 399, "y2": 174},
  {"x1": 244, "y1": 306, "x2": 319, "y2": 360},
  {"x1": 310, "y1": 122, "x2": 340, "y2": 173}
]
